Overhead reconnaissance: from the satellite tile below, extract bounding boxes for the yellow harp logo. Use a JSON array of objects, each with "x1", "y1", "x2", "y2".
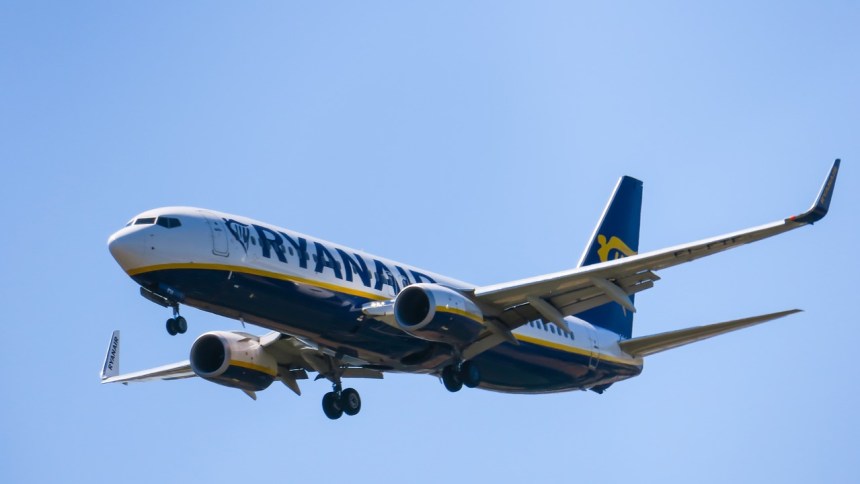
[{"x1": 597, "y1": 235, "x2": 636, "y2": 262}]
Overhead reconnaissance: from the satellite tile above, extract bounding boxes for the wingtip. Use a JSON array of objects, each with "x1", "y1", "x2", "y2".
[
  {"x1": 763, "y1": 308, "x2": 803, "y2": 321},
  {"x1": 788, "y1": 159, "x2": 840, "y2": 224},
  {"x1": 100, "y1": 330, "x2": 121, "y2": 381}
]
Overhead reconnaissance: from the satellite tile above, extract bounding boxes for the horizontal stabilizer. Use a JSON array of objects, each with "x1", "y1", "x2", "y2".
[{"x1": 619, "y1": 309, "x2": 802, "y2": 357}]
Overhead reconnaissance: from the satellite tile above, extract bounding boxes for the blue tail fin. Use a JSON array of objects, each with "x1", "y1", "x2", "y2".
[{"x1": 576, "y1": 176, "x2": 643, "y2": 339}]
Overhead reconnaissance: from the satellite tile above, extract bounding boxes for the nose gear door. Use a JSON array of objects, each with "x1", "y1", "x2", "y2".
[{"x1": 200, "y1": 211, "x2": 229, "y2": 257}]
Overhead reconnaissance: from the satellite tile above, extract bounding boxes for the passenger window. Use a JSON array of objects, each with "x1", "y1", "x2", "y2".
[{"x1": 135, "y1": 217, "x2": 156, "y2": 225}]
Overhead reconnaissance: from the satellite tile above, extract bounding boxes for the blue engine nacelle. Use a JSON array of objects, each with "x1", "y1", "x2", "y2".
[
  {"x1": 393, "y1": 283, "x2": 485, "y2": 346},
  {"x1": 190, "y1": 331, "x2": 278, "y2": 392}
]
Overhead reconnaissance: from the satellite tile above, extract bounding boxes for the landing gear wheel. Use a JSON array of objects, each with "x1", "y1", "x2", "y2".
[
  {"x1": 459, "y1": 361, "x2": 481, "y2": 388},
  {"x1": 322, "y1": 392, "x2": 343, "y2": 420},
  {"x1": 166, "y1": 318, "x2": 178, "y2": 336},
  {"x1": 340, "y1": 388, "x2": 362, "y2": 416},
  {"x1": 442, "y1": 365, "x2": 463, "y2": 392},
  {"x1": 175, "y1": 316, "x2": 187, "y2": 334}
]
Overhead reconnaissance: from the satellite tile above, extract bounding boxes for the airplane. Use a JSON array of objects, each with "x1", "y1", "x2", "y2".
[{"x1": 101, "y1": 160, "x2": 840, "y2": 420}]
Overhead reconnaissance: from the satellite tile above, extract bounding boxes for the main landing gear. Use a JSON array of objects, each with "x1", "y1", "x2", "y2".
[
  {"x1": 321, "y1": 383, "x2": 362, "y2": 420},
  {"x1": 441, "y1": 361, "x2": 481, "y2": 392},
  {"x1": 165, "y1": 303, "x2": 187, "y2": 336}
]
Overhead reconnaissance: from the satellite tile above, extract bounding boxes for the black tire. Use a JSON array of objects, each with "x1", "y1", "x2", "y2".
[
  {"x1": 175, "y1": 316, "x2": 187, "y2": 334},
  {"x1": 341, "y1": 388, "x2": 361, "y2": 416},
  {"x1": 322, "y1": 392, "x2": 343, "y2": 420},
  {"x1": 166, "y1": 318, "x2": 178, "y2": 336},
  {"x1": 459, "y1": 361, "x2": 481, "y2": 388},
  {"x1": 441, "y1": 365, "x2": 463, "y2": 393}
]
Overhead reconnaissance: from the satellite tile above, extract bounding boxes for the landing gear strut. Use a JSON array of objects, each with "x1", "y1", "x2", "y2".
[
  {"x1": 322, "y1": 382, "x2": 362, "y2": 420},
  {"x1": 165, "y1": 303, "x2": 187, "y2": 336},
  {"x1": 441, "y1": 361, "x2": 481, "y2": 393}
]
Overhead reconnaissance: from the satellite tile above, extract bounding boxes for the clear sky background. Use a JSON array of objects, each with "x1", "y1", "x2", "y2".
[{"x1": 1, "y1": 2, "x2": 858, "y2": 483}]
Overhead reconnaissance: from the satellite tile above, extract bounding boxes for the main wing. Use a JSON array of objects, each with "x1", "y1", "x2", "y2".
[
  {"x1": 99, "y1": 330, "x2": 382, "y2": 398},
  {"x1": 463, "y1": 160, "x2": 839, "y2": 356}
]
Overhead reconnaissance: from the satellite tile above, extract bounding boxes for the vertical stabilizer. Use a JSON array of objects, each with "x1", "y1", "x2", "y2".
[{"x1": 576, "y1": 176, "x2": 643, "y2": 338}]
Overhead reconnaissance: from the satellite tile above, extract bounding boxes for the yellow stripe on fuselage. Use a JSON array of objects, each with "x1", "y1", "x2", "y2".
[
  {"x1": 514, "y1": 334, "x2": 640, "y2": 367},
  {"x1": 127, "y1": 262, "x2": 389, "y2": 301}
]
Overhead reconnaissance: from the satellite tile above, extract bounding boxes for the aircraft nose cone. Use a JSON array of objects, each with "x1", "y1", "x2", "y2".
[{"x1": 108, "y1": 229, "x2": 140, "y2": 271}]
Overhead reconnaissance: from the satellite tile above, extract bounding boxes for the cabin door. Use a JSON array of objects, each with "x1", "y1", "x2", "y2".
[{"x1": 201, "y1": 211, "x2": 229, "y2": 257}]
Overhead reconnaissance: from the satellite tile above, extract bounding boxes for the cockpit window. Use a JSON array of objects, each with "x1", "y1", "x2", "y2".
[
  {"x1": 125, "y1": 219, "x2": 134, "y2": 227},
  {"x1": 135, "y1": 217, "x2": 156, "y2": 225},
  {"x1": 156, "y1": 217, "x2": 182, "y2": 229}
]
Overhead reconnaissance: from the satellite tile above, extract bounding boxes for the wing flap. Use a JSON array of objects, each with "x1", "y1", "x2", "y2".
[
  {"x1": 618, "y1": 309, "x2": 802, "y2": 357},
  {"x1": 557, "y1": 280, "x2": 654, "y2": 316}
]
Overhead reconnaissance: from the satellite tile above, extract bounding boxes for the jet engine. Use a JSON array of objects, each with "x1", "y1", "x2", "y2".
[
  {"x1": 393, "y1": 283, "x2": 484, "y2": 345},
  {"x1": 190, "y1": 331, "x2": 278, "y2": 392}
]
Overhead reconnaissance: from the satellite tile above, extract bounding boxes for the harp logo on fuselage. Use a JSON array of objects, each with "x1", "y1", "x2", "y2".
[{"x1": 225, "y1": 219, "x2": 252, "y2": 254}]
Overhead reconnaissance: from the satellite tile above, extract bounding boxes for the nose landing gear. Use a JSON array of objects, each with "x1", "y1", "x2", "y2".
[{"x1": 139, "y1": 287, "x2": 188, "y2": 336}]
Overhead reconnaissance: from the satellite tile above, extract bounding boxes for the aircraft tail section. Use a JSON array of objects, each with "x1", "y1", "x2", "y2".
[{"x1": 576, "y1": 176, "x2": 643, "y2": 339}]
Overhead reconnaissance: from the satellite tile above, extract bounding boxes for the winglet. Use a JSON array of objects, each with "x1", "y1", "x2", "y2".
[
  {"x1": 100, "y1": 330, "x2": 121, "y2": 381},
  {"x1": 790, "y1": 159, "x2": 840, "y2": 224}
]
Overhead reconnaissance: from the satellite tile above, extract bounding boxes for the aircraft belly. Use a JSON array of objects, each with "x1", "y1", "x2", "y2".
[
  {"x1": 132, "y1": 267, "x2": 642, "y2": 393},
  {"x1": 132, "y1": 268, "x2": 430, "y2": 366},
  {"x1": 474, "y1": 341, "x2": 642, "y2": 394}
]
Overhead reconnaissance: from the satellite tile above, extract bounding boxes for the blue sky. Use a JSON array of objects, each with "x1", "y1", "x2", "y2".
[{"x1": 2, "y1": 2, "x2": 858, "y2": 483}]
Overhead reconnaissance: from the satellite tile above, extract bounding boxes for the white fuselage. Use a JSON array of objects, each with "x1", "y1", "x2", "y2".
[{"x1": 109, "y1": 206, "x2": 643, "y2": 393}]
